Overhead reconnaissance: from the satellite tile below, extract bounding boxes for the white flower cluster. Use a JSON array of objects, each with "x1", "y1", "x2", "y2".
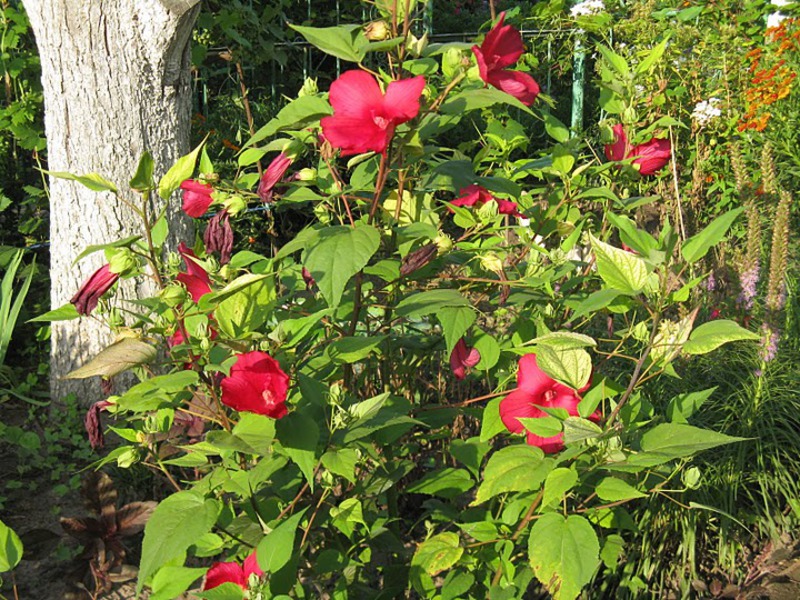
[
  {"x1": 691, "y1": 97, "x2": 722, "y2": 126},
  {"x1": 570, "y1": 0, "x2": 605, "y2": 17}
]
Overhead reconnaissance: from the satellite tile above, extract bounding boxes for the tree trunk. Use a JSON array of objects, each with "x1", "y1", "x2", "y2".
[{"x1": 23, "y1": 0, "x2": 200, "y2": 405}]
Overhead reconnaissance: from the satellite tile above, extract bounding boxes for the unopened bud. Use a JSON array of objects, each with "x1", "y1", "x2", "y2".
[
  {"x1": 107, "y1": 248, "x2": 138, "y2": 276},
  {"x1": 160, "y1": 284, "x2": 187, "y2": 307},
  {"x1": 295, "y1": 168, "x2": 317, "y2": 182},
  {"x1": 435, "y1": 233, "x2": 453, "y2": 253},
  {"x1": 167, "y1": 251, "x2": 182, "y2": 271},
  {"x1": 407, "y1": 32, "x2": 429, "y2": 57},
  {"x1": 299, "y1": 77, "x2": 318, "y2": 97},
  {"x1": 364, "y1": 20, "x2": 390, "y2": 41},
  {"x1": 480, "y1": 252, "x2": 504, "y2": 274},
  {"x1": 222, "y1": 194, "x2": 246, "y2": 216}
]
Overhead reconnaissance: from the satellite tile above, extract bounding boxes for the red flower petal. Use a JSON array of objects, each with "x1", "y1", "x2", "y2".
[
  {"x1": 629, "y1": 138, "x2": 671, "y2": 175},
  {"x1": 243, "y1": 550, "x2": 263, "y2": 579},
  {"x1": 516, "y1": 354, "x2": 553, "y2": 395},
  {"x1": 383, "y1": 76, "x2": 426, "y2": 122},
  {"x1": 525, "y1": 430, "x2": 566, "y2": 454},
  {"x1": 203, "y1": 561, "x2": 246, "y2": 591},
  {"x1": 70, "y1": 264, "x2": 120, "y2": 316},
  {"x1": 180, "y1": 180, "x2": 214, "y2": 218},
  {"x1": 258, "y1": 152, "x2": 293, "y2": 202},
  {"x1": 327, "y1": 70, "x2": 384, "y2": 118},
  {"x1": 450, "y1": 338, "x2": 481, "y2": 380},
  {"x1": 604, "y1": 124, "x2": 627, "y2": 162},
  {"x1": 480, "y1": 12, "x2": 524, "y2": 71},
  {"x1": 177, "y1": 243, "x2": 212, "y2": 302},
  {"x1": 486, "y1": 69, "x2": 540, "y2": 106},
  {"x1": 320, "y1": 115, "x2": 392, "y2": 155},
  {"x1": 220, "y1": 351, "x2": 290, "y2": 418},
  {"x1": 499, "y1": 388, "x2": 544, "y2": 434},
  {"x1": 494, "y1": 197, "x2": 522, "y2": 217}
]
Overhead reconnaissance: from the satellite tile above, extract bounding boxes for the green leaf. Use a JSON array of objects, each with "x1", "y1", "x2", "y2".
[
  {"x1": 635, "y1": 36, "x2": 670, "y2": 75},
  {"x1": 681, "y1": 208, "x2": 744, "y2": 264},
  {"x1": 562, "y1": 417, "x2": 603, "y2": 444},
  {"x1": 535, "y1": 347, "x2": 592, "y2": 390},
  {"x1": 396, "y1": 288, "x2": 470, "y2": 318},
  {"x1": 245, "y1": 96, "x2": 333, "y2": 149},
  {"x1": 479, "y1": 397, "x2": 506, "y2": 442},
  {"x1": 65, "y1": 338, "x2": 156, "y2": 379},
  {"x1": 412, "y1": 532, "x2": 463, "y2": 576},
  {"x1": 568, "y1": 289, "x2": 620, "y2": 322},
  {"x1": 529, "y1": 514, "x2": 599, "y2": 600},
  {"x1": 589, "y1": 233, "x2": 650, "y2": 295},
  {"x1": 46, "y1": 170, "x2": 117, "y2": 193},
  {"x1": 138, "y1": 492, "x2": 220, "y2": 591},
  {"x1": 543, "y1": 112, "x2": 570, "y2": 143},
  {"x1": 304, "y1": 225, "x2": 381, "y2": 308},
  {"x1": 666, "y1": 387, "x2": 716, "y2": 423},
  {"x1": 439, "y1": 305, "x2": 477, "y2": 356},
  {"x1": 551, "y1": 145, "x2": 575, "y2": 176},
  {"x1": 130, "y1": 152, "x2": 155, "y2": 192},
  {"x1": 232, "y1": 413, "x2": 276, "y2": 455},
  {"x1": 321, "y1": 448, "x2": 359, "y2": 483},
  {"x1": 256, "y1": 508, "x2": 308, "y2": 573},
  {"x1": 28, "y1": 302, "x2": 80, "y2": 323},
  {"x1": 150, "y1": 566, "x2": 207, "y2": 600},
  {"x1": 683, "y1": 319, "x2": 760, "y2": 355},
  {"x1": 158, "y1": 140, "x2": 205, "y2": 200},
  {"x1": 441, "y1": 87, "x2": 534, "y2": 116},
  {"x1": 71, "y1": 234, "x2": 142, "y2": 265},
  {"x1": 330, "y1": 498, "x2": 366, "y2": 537},
  {"x1": 327, "y1": 336, "x2": 386, "y2": 364},
  {"x1": 600, "y1": 534, "x2": 625, "y2": 569},
  {"x1": 213, "y1": 274, "x2": 275, "y2": 338},
  {"x1": 406, "y1": 468, "x2": 474, "y2": 500},
  {"x1": 597, "y1": 45, "x2": 630, "y2": 77},
  {"x1": 595, "y1": 477, "x2": 646, "y2": 502},
  {"x1": 639, "y1": 423, "x2": 746, "y2": 460},
  {"x1": 0, "y1": 519, "x2": 23, "y2": 572},
  {"x1": 542, "y1": 468, "x2": 578, "y2": 508},
  {"x1": 198, "y1": 583, "x2": 244, "y2": 600},
  {"x1": 473, "y1": 445, "x2": 553, "y2": 505},
  {"x1": 533, "y1": 331, "x2": 596, "y2": 350},
  {"x1": 289, "y1": 24, "x2": 365, "y2": 62},
  {"x1": 276, "y1": 413, "x2": 319, "y2": 488},
  {"x1": 474, "y1": 333, "x2": 500, "y2": 370}
]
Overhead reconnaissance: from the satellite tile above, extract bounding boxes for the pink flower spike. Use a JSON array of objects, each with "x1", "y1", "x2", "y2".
[
  {"x1": 321, "y1": 70, "x2": 425, "y2": 156},
  {"x1": 180, "y1": 179, "x2": 215, "y2": 218},
  {"x1": 450, "y1": 338, "x2": 481, "y2": 380}
]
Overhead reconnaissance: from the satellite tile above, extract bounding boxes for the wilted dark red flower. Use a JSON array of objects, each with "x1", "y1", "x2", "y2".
[
  {"x1": 499, "y1": 354, "x2": 596, "y2": 453},
  {"x1": 472, "y1": 12, "x2": 540, "y2": 106},
  {"x1": 400, "y1": 243, "x2": 438, "y2": 277},
  {"x1": 220, "y1": 351, "x2": 290, "y2": 418},
  {"x1": 204, "y1": 210, "x2": 234, "y2": 265},
  {"x1": 604, "y1": 124, "x2": 671, "y2": 176},
  {"x1": 321, "y1": 70, "x2": 425, "y2": 156},
  {"x1": 301, "y1": 267, "x2": 316, "y2": 290},
  {"x1": 450, "y1": 184, "x2": 522, "y2": 217},
  {"x1": 180, "y1": 179, "x2": 214, "y2": 218},
  {"x1": 258, "y1": 152, "x2": 293, "y2": 203},
  {"x1": 70, "y1": 264, "x2": 120, "y2": 316},
  {"x1": 177, "y1": 242, "x2": 212, "y2": 302},
  {"x1": 203, "y1": 550, "x2": 263, "y2": 591},
  {"x1": 84, "y1": 400, "x2": 112, "y2": 450},
  {"x1": 450, "y1": 338, "x2": 481, "y2": 380}
]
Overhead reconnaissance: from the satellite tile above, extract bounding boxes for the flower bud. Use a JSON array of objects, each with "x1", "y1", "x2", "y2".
[
  {"x1": 364, "y1": 20, "x2": 390, "y2": 41},
  {"x1": 407, "y1": 32, "x2": 428, "y2": 57},
  {"x1": 295, "y1": 168, "x2": 317, "y2": 182},
  {"x1": 480, "y1": 252, "x2": 504, "y2": 274},
  {"x1": 400, "y1": 243, "x2": 438, "y2": 277},
  {"x1": 107, "y1": 248, "x2": 138, "y2": 276},
  {"x1": 299, "y1": 77, "x2": 318, "y2": 97},
  {"x1": 222, "y1": 194, "x2": 247, "y2": 216},
  {"x1": 167, "y1": 251, "x2": 182, "y2": 271},
  {"x1": 434, "y1": 233, "x2": 453, "y2": 253},
  {"x1": 160, "y1": 284, "x2": 187, "y2": 307}
]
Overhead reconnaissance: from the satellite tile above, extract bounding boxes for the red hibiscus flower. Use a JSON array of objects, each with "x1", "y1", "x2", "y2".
[
  {"x1": 472, "y1": 12, "x2": 540, "y2": 106},
  {"x1": 321, "y1": 70, "x2": 425, "y2": 156},
  {"x1": 258, "y1": 152, "x2": 293, "y2": 203},
  {"x1": 450, "y1": 184, "x2": 522, "y2": 217},
  {"x1": 70, "y1": 264, "x2": 120, "y2": 316},
  {"x1": 203, "y1": 550, "x2": 263, "y2": 591},
  {"x1": 499, "y1": 354, "x2": 595, "y2": 453},
  {"x1": 220, "y1": 351, "x2": 290, "y2": 418},
  {"x1": 450, "y1": 338, "x2": 481, "y2": 380},
  {"x1": 604, "y1": 124, "x2": 671, "y2": 176},
  {"x1": 176, "y1": 242, "x2": 212, "y2": 302},
  {"x1": 180, "y1": 179, "x2": 214, "y2": 218}
]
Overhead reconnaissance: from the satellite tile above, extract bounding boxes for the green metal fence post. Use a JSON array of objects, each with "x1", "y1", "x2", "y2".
[{"x1": 571, "y1": 30, "x2": 585, "y2": 135}]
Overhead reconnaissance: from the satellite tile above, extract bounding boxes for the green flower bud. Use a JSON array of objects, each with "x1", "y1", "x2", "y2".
[
  {"x1": 295, "y1": 168, "x2": 317, "y2": 182},
  {"x1": 222, "y1": 194, "x2": 246, "y2": 216},
  {"x1": 107, "y1": 248, "x2": 138, "y2": 276},
  {"x1": 364, "y1": 20, "x2": 390, "y2": 41},
  {"x1": 167, "y1": 251, "x2": 182, "y2": 271},
  {"x1": 160, "y1": 284, "x2": 186, "y2": 307},
  {"x1": 299, "y1": 77, "x2": 318, "y2": 97}
]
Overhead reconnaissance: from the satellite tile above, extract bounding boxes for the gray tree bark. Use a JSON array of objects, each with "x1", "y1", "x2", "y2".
[{"x1": 23, "y1": 0, "x2": 200, "y2": 405}]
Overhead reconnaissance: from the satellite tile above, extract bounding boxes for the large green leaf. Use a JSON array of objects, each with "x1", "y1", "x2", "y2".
[
  {"x1": 245, "y1": 96, "x2": 333, "y2": 149},
  {"x1": 46, "y1": 170, "x2": 117, "y2": 193},
  {"x1": 149, "y1": 566, "x2": 207, "y2": 600},
  {"x1": 158, "y1": 140, "x2": 205, "y2": 200},
  {"x1": 138, "y1": 492, "x2": 220, "y2": 591},
  {"x1": 256, "y1": 508, "x2": 308, "y2": 573},
  {"x1": 682, "y1": 319, "x2": 760, "y2": 355},
  {"x1": 529, "y1": 513, "x2": 599, "y2": 600},
  {"x1": 438, "y1": 305, "x2": 476, "y2": 356},
  {"x1": 232, "y1": 413, "x2": 276, "y2": 455},
  {"x1": 639, "y1": 423, "x2": 746, "y2": 460},
  {"x1": 304, "y1": 225, "x2": 381, "y2": 307},
  {"x1": 473, "y1": 445, "x2": 554, "y2": 504},
  {"x1": 535, "y1": 347, "x2": 593, "y2": 390},
  {"x1": 542, "y1": 468, "x2": 578, "y2": 508},
  {"x1": 589, "y1": 234, "x2": 650, "y2": 295},
  {"x1": 412, "y1": 532, "x2": 463, "y2": 576},
  {"x1": 276, "y1": 412, "x2": 320, "y2": 488},
  {"x1": 65, "y1": 338, "x2": 156, "y2": 379},
  {"x1": 0, "y1": 518, "x2": 23, "y2": 572},
  {"x1": 289, "y1": 24, "x2": 365, "y2": 63},
  {"x1": 441, "y1": 87, "x2": 534, "y2": 116},
  {"x1": 213, "y1": 274, "x2": 274, "y2": 338},
  {"x1": 681, "y1": 208, "x2": 744, "y2": 264},
  {"x1": 595, "y1": 477, "x2": 646, "y2": 502},
  {"x1": 406, "y1": 468, "x2": 474, "y2": 500},
  {"x1": 396, "y1": 288, "x2": 470, "y2": 318}
]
